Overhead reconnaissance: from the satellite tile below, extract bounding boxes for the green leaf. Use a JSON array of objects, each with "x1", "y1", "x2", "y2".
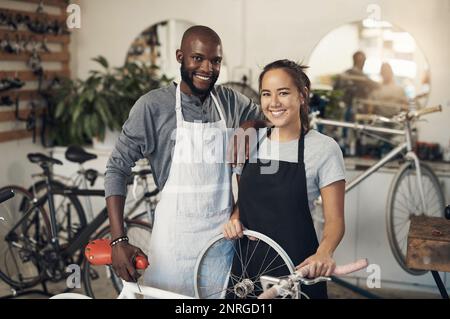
[{"x1": 92, "y1": 55, "x2": 109, "y2": 69}]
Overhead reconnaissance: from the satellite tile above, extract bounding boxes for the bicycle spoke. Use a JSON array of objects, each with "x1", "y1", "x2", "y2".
[{"x1": 240, "y1": 239, "x2": 261, "y2": 281}]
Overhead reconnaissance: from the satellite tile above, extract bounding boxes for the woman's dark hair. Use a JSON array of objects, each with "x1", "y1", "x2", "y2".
[{"x1": 258, "y1": 59, "x2": 311, "y2": 132}]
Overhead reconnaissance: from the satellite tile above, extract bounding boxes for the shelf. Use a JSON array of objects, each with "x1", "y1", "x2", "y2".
[
  {"x1": 0, "y1": 107, "x2": 45, "y2": 122},
  {"x1": 0, "y1": 128, "x2": 33, "y2": 142},
  {"x1": 0, "y1": 29, "x2": 70, "y2": 44},
  {"x1": 0, "y1": 51, "x2": 69, "y2": 62},
  {"x1": 0, "y1": 69, "x2": 70, "y2": 81},
  {"x1": 0, "y1": 7, "x2": 66, "y2": 22},
  {"x1": 0, "y1": 89, "x2": 41, "y2": 101},
  {"x1": 10, "y1": 0, "x2": 67, "y2": 8}
]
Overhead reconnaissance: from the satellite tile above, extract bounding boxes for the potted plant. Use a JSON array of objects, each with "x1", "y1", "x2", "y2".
[{"x1": 48, "y1": 56, "x2": 171, "y2": 147}]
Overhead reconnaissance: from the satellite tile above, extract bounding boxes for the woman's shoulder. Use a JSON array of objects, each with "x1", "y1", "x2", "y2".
[{"x1": 305, "y1": 129, "x2": 340, "y2": 150}]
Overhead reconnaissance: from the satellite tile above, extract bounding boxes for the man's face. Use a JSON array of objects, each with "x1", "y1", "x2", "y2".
[{"x1": 177, "y1": 38, "x2": 222, "y2": 96}]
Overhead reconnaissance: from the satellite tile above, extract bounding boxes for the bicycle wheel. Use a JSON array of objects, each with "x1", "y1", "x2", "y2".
[
  {"x1": 194, "y1": 230, "x2": 296, "y2": 299},
  {"x1": 82, "y1": 220, "x2": 152, "y2": 299},
  {"x1": 386, "y1": 162, "x2": 445, "y2": 275},
  {"x1": 29, "y1": 180, "x2": 87, "y2": 251},
  {"x1": 0, "y1": 185, "x2": 51, "y2": 288}
]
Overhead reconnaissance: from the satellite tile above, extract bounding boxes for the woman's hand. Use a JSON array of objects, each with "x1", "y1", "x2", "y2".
[
  {"x1": 295, "y1": 252, "x2": 336, "y2": 278},
  {"x1": 223, "y1": 217, "x2": 244, "y2": 240}
]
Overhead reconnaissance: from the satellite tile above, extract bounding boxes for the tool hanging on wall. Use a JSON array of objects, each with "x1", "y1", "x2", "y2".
[
  {"x1": 0, "y1": 34, "x2": 52, "y2": 55},
  {"x1": 0, "y1": 3, "x2": 69, "y2": 35},
  {"x1": 0, "y1": 95, "x2": 14, "y2": 106},
  {"x1": 0, "y1": 77, "x2": 25, "y2": 92},
  {"x1": 15, "y1": 98, "x2": 38, "y2": 143},
  {"x1": 38, "y1": 76, "x2": 61, "y2": 147}
]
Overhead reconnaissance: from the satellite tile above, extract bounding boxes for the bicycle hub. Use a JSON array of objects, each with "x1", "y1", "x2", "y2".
[{"x1": 234, "y1": 279, "x2": 255, "y2": 298}]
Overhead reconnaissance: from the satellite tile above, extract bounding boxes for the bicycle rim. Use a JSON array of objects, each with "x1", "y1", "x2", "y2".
[
  {"x1": 194, "y1": 230, "x2": 296, "y2": 299},
  {"x1": 386, "y1": 162, "x2": 445, "y2": 275},
  {"x1": 83, "y1": 220, "x2": 152, "y2": 299},
  {"x1": 0, "y1": 186, "x2": 51, "y2": 288}
]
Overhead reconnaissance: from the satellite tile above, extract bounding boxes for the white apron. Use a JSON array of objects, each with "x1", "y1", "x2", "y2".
[{"x1": 143, "y1": 84, "x2": 233, "y2": 298}]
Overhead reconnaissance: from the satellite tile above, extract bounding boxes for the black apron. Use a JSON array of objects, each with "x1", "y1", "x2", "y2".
[{"x1": 227, "y1": 129, "x2": 327, "y2": 299}]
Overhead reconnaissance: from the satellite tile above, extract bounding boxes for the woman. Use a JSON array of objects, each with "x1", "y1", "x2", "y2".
[{"x1": 224, "y1": 60, "x2": 346, "y2": 299}]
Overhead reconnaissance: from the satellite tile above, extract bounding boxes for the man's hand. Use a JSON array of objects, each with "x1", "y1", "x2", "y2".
[
  {"x1": 228, "y1": 120, "x2": 271, "y2": 167},
  {"x1": 111, "y1": 242, "x2": 148, "y2": 282}
]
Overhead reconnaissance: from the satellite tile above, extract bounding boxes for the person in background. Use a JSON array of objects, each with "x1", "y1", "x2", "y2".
[
  {"x1": 333, "y1": 51, "x2": 378, "y2": 121},
  {"x1": 369, "y1": 62, "x2": 408, "y2": 117}
]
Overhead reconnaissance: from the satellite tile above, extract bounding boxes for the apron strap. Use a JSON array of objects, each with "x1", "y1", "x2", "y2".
[{"x1": 175, "y1": 83, "x2": 225, "y2": 128}]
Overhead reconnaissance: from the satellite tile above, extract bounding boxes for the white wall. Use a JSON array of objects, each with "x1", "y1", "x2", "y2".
[{"x1": 71, "y1": 0, "x2": 450, "y2": 148}]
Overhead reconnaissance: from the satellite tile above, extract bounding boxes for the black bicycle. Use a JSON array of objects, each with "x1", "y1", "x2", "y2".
[{"x1": 0, "y1": 153, "x2": 152, "y2": 298}]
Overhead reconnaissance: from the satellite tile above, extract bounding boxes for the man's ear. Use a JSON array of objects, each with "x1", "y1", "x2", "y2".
[{"x1": 176, "y1": 49, "x2": 183, "y2": 64}]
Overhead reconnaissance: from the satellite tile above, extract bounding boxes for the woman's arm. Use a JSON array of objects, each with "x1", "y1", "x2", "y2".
[{"x1": 296, "y1": 180, "x2": 345, "y2": 277}]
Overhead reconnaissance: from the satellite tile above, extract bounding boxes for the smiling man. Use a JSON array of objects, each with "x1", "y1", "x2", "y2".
[{"x1": 104, "y1": 25, "x2": 262, "y2": 297}]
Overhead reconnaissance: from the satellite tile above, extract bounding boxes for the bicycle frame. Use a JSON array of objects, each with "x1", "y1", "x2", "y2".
[
  {"x1": 5, "y1": 183, "x2": 108, "y2": 258},
  {"x1": 310, "y1": 114, "x2": 428, "y2": 213}
]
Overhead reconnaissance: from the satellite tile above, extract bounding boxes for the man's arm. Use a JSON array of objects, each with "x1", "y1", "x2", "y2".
[{"x1": 105, "y1": 96, "x2": 155, "y2": 282}]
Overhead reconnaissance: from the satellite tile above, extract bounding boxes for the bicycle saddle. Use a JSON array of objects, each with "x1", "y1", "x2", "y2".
[
  {"x1": 65, "y1": 145, "x2": 97, "y2": 164},
  {"x1": 27, "y1": 153, "x2": 62, "y2": 166},
  {"x1": 85, "y1": 239, "x2": 149, "y2": 270}
]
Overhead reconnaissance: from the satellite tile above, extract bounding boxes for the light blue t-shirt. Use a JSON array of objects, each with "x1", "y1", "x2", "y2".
[{"x1": 234, "y1": 129, "x2": 346, "y2": 212}]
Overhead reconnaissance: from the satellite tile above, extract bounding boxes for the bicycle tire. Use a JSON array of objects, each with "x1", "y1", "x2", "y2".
[
  {"x1": 82, "y1": 220, "x2": 152, "y2": 299},
  {"x1": 0, "y1": 185, "x2": 51, "y2": 288},
  {"x1": 194, "y1": 230, "x2": 296, "y2": 299},
  {"x1": 386, "y1": 162, "x2": 445, "y2": 275},
  {"x1": 29, "y1": 180, "x2": 87, "y2": 252}
]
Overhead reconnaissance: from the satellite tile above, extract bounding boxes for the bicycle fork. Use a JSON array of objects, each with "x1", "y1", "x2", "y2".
[
  {"x1": 404, "y1": 120, "x2": 427, "y2": 214},
  {"x1": 404, "y1": 151, "x2": 428, "y2": 214}
]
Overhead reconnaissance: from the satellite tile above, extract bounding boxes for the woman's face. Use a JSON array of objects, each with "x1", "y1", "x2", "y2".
[{"x1": 260, "y1": 68, "x2": 303, "y2": 129}]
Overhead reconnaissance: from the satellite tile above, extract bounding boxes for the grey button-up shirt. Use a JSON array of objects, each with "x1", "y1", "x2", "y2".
[{"x1": 104, "y1": 82, "x2": 262, "y2": 198}]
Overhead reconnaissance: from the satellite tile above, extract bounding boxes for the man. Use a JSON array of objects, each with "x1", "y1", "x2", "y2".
[
  {"x1": 333, "y1": 51, "x2": 378, "y2": 120},
  {"x1": 104, "y1": 25, "x2": 261, "y2": 297}
]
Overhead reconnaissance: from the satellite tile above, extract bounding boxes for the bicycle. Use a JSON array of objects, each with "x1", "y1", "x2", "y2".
[
  {"x1": 28, "y1": 145, "x2": 159, "y2": 225},
  {"x1": 50, "y1": 230, "x2": 368, "y2": 299},
  {"x1": 0, "y1": 153, "x2": 152, "y2": 299},
  {"x1": 309, "y1": 105, "x2": 445, "y2": 275}
]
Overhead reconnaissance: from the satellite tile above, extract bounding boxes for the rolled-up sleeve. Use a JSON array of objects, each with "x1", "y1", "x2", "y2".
[{"x1": 104, "y1": 96, "x2": 155, "y2": 198}]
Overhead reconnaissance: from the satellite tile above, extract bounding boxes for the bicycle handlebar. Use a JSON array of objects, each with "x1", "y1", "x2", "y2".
[
  {"x1": 258, "y1": 258, "x2": 369, "y2": 299},
  {"x1": 408, "y1": 104, "x2": 442, "y2": 119},
  {"x1": 85, "y1": 239, "x2": 149, "y2": 269}
]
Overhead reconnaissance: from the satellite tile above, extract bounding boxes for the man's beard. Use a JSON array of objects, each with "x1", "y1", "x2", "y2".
[{"x1": 180, "y1": 62, "x2": 219, "y2": 96}]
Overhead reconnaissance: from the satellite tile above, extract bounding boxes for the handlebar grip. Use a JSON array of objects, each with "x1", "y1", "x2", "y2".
[
  {"x1": 333, "y1": 258, "x2": 369, "y2": 275},
  {"x1": 0, "y1": 189, "x2": 14, "y2": 204},
  {"x1": 85, "y1": 239, "x2": 149, "y2": 269},
  {"x1": 412, "y1": 105, "x2": 442, "y2": 118},
  {"x1": 134, "y1": 256, "x2": 149, "y2": 270},
  {"x1": 296, "y1": 258, "x2": 369, "y2": 278}
]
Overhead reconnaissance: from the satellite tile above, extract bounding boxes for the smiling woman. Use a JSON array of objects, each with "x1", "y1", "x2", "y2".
[{"x1": 224, "y1": 59, "x2": 346, "y2": 299}]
